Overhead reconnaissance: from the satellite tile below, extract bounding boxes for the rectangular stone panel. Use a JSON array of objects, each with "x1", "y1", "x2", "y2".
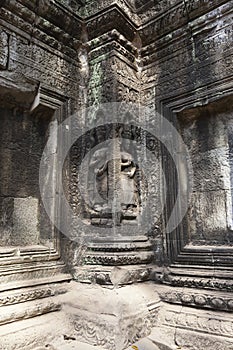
[
  {"x1": 192, "y1": 147, "x2": 231, "y2": 192},
  {"x1": 12, "y1": 197, "x2": 39, "y2": 246},
  {"x1": 188, "y1": 190, "x2": 228, "y2": 243}
]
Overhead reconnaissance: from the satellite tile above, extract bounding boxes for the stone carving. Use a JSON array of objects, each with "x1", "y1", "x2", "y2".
[
  {"x1": 0, "y1": 30, "x2": 9, "y2": 70},
  {"x1": 0, "y1": 0, "x2": 233, "y2": 349},
  {"x1": 176, "y1": 334, "x2": 233, "y2": 350},
  {"x1": 74, "y1": 316, "x2": 116, "y2": 349},
  {"x1": 73, "y1": 302, "x2": 158, "y2": 350},
  {"x1": 159, "y1": 289, "x2": 233, "y2": 312},
  {"x1": 84, "y1": 250, "x2": 153, "y2": 265},
  {"x1": 75, "y1": 264, "x2": 153, "y2": 284},
  {"x1": 0, "y1": 286, "x2": 67, "y2": 307},
  {"x1": 155, "y1": 273, "x2": 233, "y2": 292},
  {"x1": 0, "y1": 299, "x2": 61, "y2": 326},
  {"x1": 82, "y1": 127, "x2": 147, "y2": 227},
  {"x1": 161, "y1": 307, "x2": 233, "y2": 339},
  {"x1": 89, "y1": 143, "x2": 140, "y2": 226},
  {"x1": 139, "y1": 0, "x2": 229, "y2": 45}
]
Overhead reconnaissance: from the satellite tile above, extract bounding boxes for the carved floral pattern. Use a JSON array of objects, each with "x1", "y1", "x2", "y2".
[
  {"x1": 0, "y1": 288, "x2": 55, "y2": 307},
  {"x1": 160, "y1": 289, "x2": 233, "y2": 312},
  {"x1": 74, "y1": 307, "x2": 158, "y2": 349},
  {"x1": 161, "y1": 308, "x2": 233, "y2": 338},
  {"x1": 155, "y1": 273, "x2": 233, "y2": 292}
]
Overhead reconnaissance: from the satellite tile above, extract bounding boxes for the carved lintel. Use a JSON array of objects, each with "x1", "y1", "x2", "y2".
[
  {"x1": 0, "y1": 72, "x2": 38, "y2": 108},
  {"x1": 30, "y1": 85, "x2": 66, "y2": 118}
]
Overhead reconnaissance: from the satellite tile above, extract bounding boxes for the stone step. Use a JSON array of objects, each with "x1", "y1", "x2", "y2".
[{"x1": 35, "y1": 340, "x2": 104, "y2": 350}]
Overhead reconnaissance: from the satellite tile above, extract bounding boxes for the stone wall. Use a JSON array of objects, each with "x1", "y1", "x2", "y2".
[{"x1": 0, "y1": 0, "x2": 233, "y2": 349}]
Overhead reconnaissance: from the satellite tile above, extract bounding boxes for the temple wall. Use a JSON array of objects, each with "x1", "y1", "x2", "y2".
[{"x1": 0, "y1": 1, "x2": 232, "y2": 349}]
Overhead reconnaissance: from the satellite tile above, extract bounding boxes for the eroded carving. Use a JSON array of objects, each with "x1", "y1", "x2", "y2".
[
  {"x1": 0, "y1": 30, "x2": 9, "y2": 70},
  {"x1": 89, "y1": 144, "x2": 140, "y2": 226}
]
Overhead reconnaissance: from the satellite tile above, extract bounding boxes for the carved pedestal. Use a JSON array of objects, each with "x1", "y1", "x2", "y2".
[
  {"x1": 62, "y1": 281, "x2": 161, "y2": 350},
  {"x1": 74, "y1": 235, "x2": 154, "y2": 285}
]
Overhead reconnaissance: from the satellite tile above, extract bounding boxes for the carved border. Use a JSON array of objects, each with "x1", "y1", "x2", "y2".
[
  {"x1": 0, "y1": 298, "x2": 61, "y2": 326},
  {"x1": 139, "y1": 0, "x2": 230, "y2": 45},
  {"x1": 0, "y1": 288, "x2": 53, "y2": 307},
  {"x1": 157, "y1": 285, "x2": 233, "y2": 312},
  {"x1": 160, "y1": 305, "x2": 233, "y2": 339},
  {"x1": 73, "y1": 301, "x2": 159, "y2": 350}
]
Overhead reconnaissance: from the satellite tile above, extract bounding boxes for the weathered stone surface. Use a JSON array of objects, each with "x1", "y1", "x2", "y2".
[
  {"x1": 0, "y1": 30, "x2": 9, "y2": 70},
  {"x1": 12, "y1": 197, "x2": 39, "y2": 246},
  {"x1": 127, "y1": 338, "x2": 161, "y2": 350},
  {"x1": 0, "y1": 0, "x2": 232, "y2": 349},
  {"x1": 62, "y1": 281, "x2": 160, "y2": 350},
  {"x1": 0, "y1": 310, "x2": 72, "y2": 350}
]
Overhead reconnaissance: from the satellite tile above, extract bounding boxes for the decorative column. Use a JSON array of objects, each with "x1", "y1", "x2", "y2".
[{"x1": 68, "y1": 7, "x2": 157, "y2": 286}]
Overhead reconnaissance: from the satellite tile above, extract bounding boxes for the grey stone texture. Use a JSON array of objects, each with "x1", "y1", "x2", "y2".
[{"x1": 0, "y1": 0, "x2": 232, "y2": 349}]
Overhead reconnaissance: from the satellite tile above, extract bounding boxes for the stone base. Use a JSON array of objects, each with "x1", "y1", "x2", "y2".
[
  {"x1": 157, "y1": 303, "x2": 233, "y2": 350},
  {"x1": 0, "y1": 308, "x2": 105, "y2": 350},
  {"x1": 62, "y1": 281, "x2": 161, "y2": 350},
  {"x1": 0, "y1": 274, "x2": 71, "y2": 350},
  {"x1": 2, "y1": 280, "x2": 233, "y2": 350}
]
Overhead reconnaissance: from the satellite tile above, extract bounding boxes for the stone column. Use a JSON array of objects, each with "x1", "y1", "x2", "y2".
[{"x1": 69, "y1": 9, "x2": 155, "y2": 286}]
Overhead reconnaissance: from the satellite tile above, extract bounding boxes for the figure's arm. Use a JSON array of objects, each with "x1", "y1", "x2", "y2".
[
  {"x1": 90, "y1": 149, "x2": 107, "y2": 175},
  {"x1": 96, "y1": 161, "x2": 108, "y2": 176}
]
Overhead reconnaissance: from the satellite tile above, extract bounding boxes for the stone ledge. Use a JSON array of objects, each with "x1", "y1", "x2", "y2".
[
  {"x1": 0, "y1": 311, "x2": 72, "y2": 350},
  {"x1": 36, "y1": 339, "x2": 105, "y2": 350}
]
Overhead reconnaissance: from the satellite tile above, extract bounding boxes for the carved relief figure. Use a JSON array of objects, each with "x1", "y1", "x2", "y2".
[
  {"x1": 89, "y1": 147, "x2": 109, "y2": 211},
  {"x1": 88, "y1": 141, "x2": 140, "y2": 225},
  {"x1": 118, "y1": 151, "x2": 137, "y2": 211}
]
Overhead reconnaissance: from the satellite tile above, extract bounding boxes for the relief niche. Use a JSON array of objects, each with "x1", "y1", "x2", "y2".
[{"x1": 69, "y1": 123, "x2": 148, "y2": 230}]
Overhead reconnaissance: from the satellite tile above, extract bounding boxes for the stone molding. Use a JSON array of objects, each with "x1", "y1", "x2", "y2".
[
  {"x1": 1, "y1": 0, "x2": 231, "y2": 57},
  {"x1": 0, "y1": 297, "x2": 61, "y2": 326},
  {"x1": 156, "y1": 285, "x2": 233, "y2": 312},
  {"x1": 160, "y1": 304, "x2": 233, "y2": 340}
]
